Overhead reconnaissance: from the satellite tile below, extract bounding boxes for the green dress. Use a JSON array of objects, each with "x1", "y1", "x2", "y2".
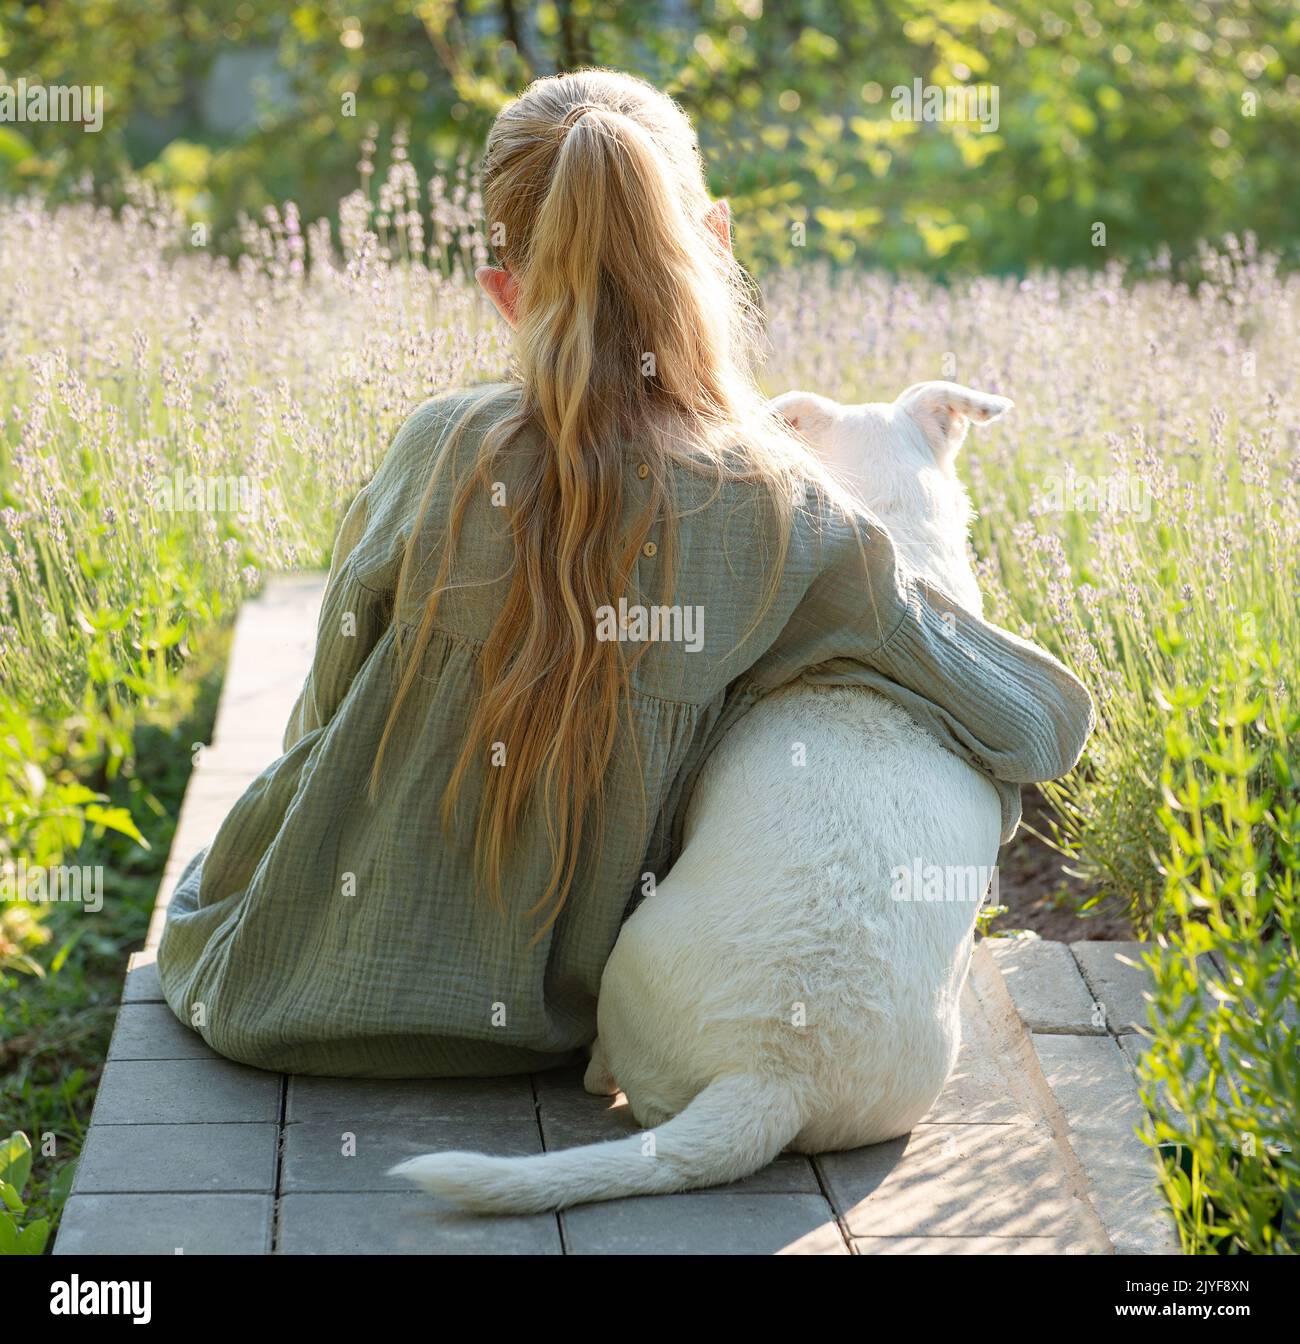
[{"x1": 158, "y1": 387, "x2": 1094, "y2": 1077}]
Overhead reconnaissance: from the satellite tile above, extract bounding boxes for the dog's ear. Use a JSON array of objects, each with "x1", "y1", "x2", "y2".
[
  {"x1": 771, "y1": 390, "x2": 839, "y2": 446},
  {"x1": 896, "y1": 381, "x2": 1012, "y2": 469}
]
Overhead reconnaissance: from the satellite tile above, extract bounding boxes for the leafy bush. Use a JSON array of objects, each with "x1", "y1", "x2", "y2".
[
  {"x1": 4, "y1": 3, "x2": 1297, "y2": 274},
  {"x1": 1139, "y1": 621, "x2": 1298, "y2": 1255},
  {"x1": 0, "y1": 1130, "x2": 72, "y2": 1254},
  {"x1": 1, "y1": 634, "x2": 227, "y2": 1251}
]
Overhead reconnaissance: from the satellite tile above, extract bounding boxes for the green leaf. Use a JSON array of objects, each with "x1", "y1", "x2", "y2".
[
  {"x1": 0, "y1": 1179, "x2": 23, "y2": 1214},
  {"x1": 50, "y1": 929, "x2": 84, "y2": 975},
  {"x1": 48, "y1": 1161, "x2": 77, "y2": 1210},
  {"x1": 0, "y1": 1133, "x2": 32, "y2": 1196},
  {"x1": 0, "y1": 125, "x2": 34, "y2": 166},
  {"x1": 83, "y1": 804, "x2": 148, "y2": 846}
]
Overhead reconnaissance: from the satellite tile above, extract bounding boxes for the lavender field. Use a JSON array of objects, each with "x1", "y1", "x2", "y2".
[
  {"x1": 3, "y1": 187, "x2": 1296, "y2": 921},
  {"x1": 1, "y1": 181, "x2": 1297, "y2": 1252}
]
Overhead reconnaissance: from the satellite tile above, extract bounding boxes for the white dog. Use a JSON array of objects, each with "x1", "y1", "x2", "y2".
[{"x1": 394, "y1": 381, "x2": 1012, "y2": 1211}]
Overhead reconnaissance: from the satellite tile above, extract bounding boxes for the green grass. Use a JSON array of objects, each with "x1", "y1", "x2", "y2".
[{"x1": 0, "y1": 625, "x2": 229, "y2": 1243}]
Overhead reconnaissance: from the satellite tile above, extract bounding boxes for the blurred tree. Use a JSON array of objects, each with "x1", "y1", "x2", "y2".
[{"x1": 0, "y1": 0, "x2": 1295, "y2": 273}]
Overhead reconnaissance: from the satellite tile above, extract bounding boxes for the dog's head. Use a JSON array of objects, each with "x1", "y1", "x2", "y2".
[
  {"x1": 772, "y1": 380, "x2": 1012, "y2": 491},
  {"x1": 772, "y1": 381, "x2": 1013, "y2": 611}
]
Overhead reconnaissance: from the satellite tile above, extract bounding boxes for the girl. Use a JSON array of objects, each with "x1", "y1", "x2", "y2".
[{"x1": 158, "y1": 69, "x2": 1093, "y2": 1077}]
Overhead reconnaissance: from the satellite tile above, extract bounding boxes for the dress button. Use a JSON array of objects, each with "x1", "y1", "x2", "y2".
[
  {"x1": 636, "y1": 462, "x2": 650, "y2": 479},
  {"x1": 642, "y1": 540, "x2": 657, "y2": 558}
]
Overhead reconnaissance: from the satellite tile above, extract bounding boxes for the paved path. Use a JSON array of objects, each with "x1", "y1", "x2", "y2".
[{"x1": 55, "y1": 576, "x2": 1176, "y2": 1255}]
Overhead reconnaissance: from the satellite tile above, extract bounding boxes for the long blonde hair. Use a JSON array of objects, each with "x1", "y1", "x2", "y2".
[{"x1": 373, "y1": 69, "x2": 839, "y2": 934}]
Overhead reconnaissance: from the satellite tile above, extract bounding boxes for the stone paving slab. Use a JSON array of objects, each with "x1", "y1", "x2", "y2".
[
  {"x1": 1031, "y1": 1034, "x2": 1148, "y2": 1137},
  {"x1": 1119, "y1": 1033, "x2": 1237, "y2": 1107},
  {"x1": 286, "y1": 1074, "x2": 534, "y2": 1124},
  {"x1": 851, "y1": 1235, "x2": 1096, "y2": 1254},
  {"x1": 56, "y1": 574, "x2": 1185, "y2": 1255},
  {"x1": 1071, "y1": 941, "x2": 1153, "y2": 1034},
  {"x1": 562, "y1": 1192, "x2": 847, "y2": 1255},
  {"x1": 108, "y1": 1002, "x2": 220, "y2": 1061},
  {"x1": 1061, "y1": 1133, "x2": 1178, "y2": 1255},
  {"x1": 121, "y1": 949, "x2": 164, "y2": 1003},
  {"x1": 73, "y1": 1123, "x2": 279, "y2": 1194},
  {"x1": 150, "y1": 774, "x2": 252, "y2": 900},
  {"x1": 985, "y1": 935, "x2": 1104, "y2": 1034},
  {"x1": 818, "y1": 1125, "x2": 1100, "y2": 1241},
  {"x1": 984, "y1": 934, "x2": 1180, "y2": 1256},
  {"x1": 206, "y1": 573, "x2": 322, "y2": 742},
  {"x1": 55, "y1": 1195, "x2": 274, "y2": 1255},
  {"x1": 277, "y1": 1194, "x2": 562, "y2": 1255},
  {"x1": 1030, "y1": 1033, "x2": 1179, "y2": 1254},
  {"x1": 283, "y1": 1119, "x2": 541, "y2": 1192},
  {"x1": 91, "y1": 1058, "x2": 281, "y2": 1125},
  {"x1": 920, "y1": 984, "x2": 1033, "y2": 1125},
  {"x1": 195, "y1": 740, "x2": 291, "y2": 774}
]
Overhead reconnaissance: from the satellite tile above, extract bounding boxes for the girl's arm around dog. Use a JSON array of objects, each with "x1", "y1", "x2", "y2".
[{"x1": 747, "y1": 505, "x2": 1096, "y2": 838}]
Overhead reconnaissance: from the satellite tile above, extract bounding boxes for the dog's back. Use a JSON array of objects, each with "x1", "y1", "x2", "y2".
[{"x1": 603, "y1": 676, "x2": 1000, "y2": 1153}]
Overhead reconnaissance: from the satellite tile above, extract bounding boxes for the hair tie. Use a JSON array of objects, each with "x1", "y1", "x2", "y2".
[{"x1": 561, "y1": 103, "x2": 603, "y2": 130}]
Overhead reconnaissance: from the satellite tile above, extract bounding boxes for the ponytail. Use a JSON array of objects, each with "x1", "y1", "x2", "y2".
[{"x1": 372, "y1": 70, "x2": 829, "y2": 937}]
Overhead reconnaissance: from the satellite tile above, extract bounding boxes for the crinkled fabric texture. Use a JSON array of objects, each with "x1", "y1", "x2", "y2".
[{"x1": 158, "y1": 386, "x2": 1094, "y2": 1077}]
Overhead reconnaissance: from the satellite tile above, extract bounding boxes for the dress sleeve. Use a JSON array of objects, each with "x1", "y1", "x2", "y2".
[
  {"x1": 282, "y1": 484, "x2": 389, "y2": 752},
  {"x1": 747, "y1": 508, "x2": 1096, "y2": 805}
]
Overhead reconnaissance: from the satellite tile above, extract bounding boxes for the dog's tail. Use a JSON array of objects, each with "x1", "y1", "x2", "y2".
[{"x1": 389, "y1": 1073, "x2": 805, "y2": 1214}]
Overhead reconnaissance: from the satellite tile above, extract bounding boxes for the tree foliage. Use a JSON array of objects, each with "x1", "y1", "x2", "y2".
[{"x1": 1, "y1": 1, "x2": 1296, "y2": 271}]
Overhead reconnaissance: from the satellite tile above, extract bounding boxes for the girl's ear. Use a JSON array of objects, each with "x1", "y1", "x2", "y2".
[
  {"x1": 704, "y1": 199, "x2": 732, "y2": 255},
  {"x1": 476, "y1": 265, "x2": 520, "y2": 328}
]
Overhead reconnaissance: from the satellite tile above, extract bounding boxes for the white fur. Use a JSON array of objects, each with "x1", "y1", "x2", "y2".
[{"x1": 393, "y1": 381, "x2": 1012, "y2": 1213}]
